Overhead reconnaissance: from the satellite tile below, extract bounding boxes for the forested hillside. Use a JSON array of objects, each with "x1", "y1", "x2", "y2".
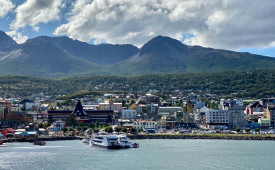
[{"x1": 0, "y1": 69, "x2": 274, "y2": 98}]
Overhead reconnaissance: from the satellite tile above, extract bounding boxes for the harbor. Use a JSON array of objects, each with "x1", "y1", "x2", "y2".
[{"x1": 1, "y1": 139, "x2": 275, "y2": 170}]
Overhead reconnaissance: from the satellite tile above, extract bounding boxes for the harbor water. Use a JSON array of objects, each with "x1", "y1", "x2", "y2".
[{"x1": 1, "y1": 139, "x2": 275, "y2": 170}]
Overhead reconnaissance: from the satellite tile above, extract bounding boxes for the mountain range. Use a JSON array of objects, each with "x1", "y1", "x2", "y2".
[{"x1": 0, "y1": 30, "x2": 274, "y2": 78}]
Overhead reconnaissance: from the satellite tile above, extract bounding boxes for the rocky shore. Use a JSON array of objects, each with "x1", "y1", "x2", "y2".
[{"x1": 128, "y1": 134, "x2": 275, "y2": 140}]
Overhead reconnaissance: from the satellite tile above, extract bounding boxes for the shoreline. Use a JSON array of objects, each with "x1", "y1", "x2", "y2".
[
  {"x1": 127, "y1": 134, "x2": 275, "y2": 141},
  {"x1": 2, "y1": 134, "x2": 275, "y2": 143}
]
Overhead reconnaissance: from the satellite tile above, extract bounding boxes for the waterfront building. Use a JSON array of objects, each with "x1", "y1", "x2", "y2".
[
  {"x1": 48, "y1": 120, "x2": 66, "y2": 131},
  {"x1": 206, "y1": 109, "x2": 229, "y2": 129},
  {"x1": 0, "y1": 100, "x2": 33, "y2": 127},
  {"x1": 156, "y1": 117, "x2": 167, "y2": 129},
  {"x1": 258, "y1": 118, "x2": 271, "y2": 129},
  {"x1": 134, "y1": 120, "x2": 156, "y2": 131},
  {"x1": 48, "y1": 100, "x2": 116, "y2": 124}
]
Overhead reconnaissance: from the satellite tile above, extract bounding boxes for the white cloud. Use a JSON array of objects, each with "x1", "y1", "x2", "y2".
[
  {"x1": 11, "y1": 0, "x2": 64, "y2": 31},
  {"x1": 54, "y1": 0, "x2": 275, "y2": 50},
  {"x1": 6, "y1": 31, "x2": 28, "y2": 44},
  {"x1": 0, "y1": 0, "x2": 14, "y2": 18}
]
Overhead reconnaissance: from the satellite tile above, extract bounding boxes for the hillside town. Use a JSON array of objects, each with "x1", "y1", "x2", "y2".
[{"x1": 1, "y1": 91, "x2": 275, "y2": 139}]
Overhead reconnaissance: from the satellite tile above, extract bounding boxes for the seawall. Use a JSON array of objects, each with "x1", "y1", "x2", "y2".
[{"x1": 128, "y1": 134, "x2": 275, "y2": 140}]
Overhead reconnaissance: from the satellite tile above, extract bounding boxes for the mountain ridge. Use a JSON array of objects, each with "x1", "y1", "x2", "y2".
[{"x1": 0, "y1": 31, "x2": 274, "y2": 78}]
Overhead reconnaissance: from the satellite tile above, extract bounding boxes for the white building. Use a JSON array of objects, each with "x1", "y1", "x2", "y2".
[
  {"x1": 158, "y1": 107, "x2": 182, "y2": 115},
  {"x1": 206, "y1": 109, "x2": 229, "y2": 129},
  {"x1": 134, "y1": 120, "x2": 156, "y2": 130},
  {"x1": 122, "y1": 109, "x2": 137, "y2": 119},
  {"x1": 48, "y1": 120, "x2": 65, "y2": 131},
  {"x1": 99, "y1": 102, "x2": 122, "y2": 112}
]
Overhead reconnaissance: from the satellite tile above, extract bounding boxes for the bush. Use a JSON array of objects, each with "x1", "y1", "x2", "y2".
[
  {"x1": 255, "y1": 128, "x2": 260, "y2": 132},
  {"x1": 105, "y1": 127, "x2": 113, "y2": 133},
  {"x1": 235, "y1": 128, "x2": 241, "y2": 132}
]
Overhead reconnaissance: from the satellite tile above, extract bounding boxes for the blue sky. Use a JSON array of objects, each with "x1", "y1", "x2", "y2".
[{"x1": 1, "y1": 0, "x2": 275, "y2": 57}]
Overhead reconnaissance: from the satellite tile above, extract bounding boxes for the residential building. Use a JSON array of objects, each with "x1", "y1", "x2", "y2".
[
  {"x1": 99, "y1": 102, "x2": 122, "y2": 113},
  {"x1": 245, "y1": 102, "x2": 264, "y2": 115},
  {"x1": 158, "y1": 107, "x2": 182, "y2": 116},
  {"x1": 266, "y1": 104, "x2": 275, "y2": 127},
  {"x1": 145, "y1": 94, "x2": 160, "y2": 104},
  {"x1": 220, "y1": 99, "x2": 245, "y2": 129},
  {"x1": 122, "y1": 109, "x2": 137, "y2": 119}
]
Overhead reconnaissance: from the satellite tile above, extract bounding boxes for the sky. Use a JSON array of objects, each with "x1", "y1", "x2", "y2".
[{"x1": 0, "y1": 0, "x2": 275, "y2": 57}]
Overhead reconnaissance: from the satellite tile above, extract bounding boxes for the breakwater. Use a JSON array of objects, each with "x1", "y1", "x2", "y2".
[{"x1": 128, "y1": 134, "x2": 275, "y2": 140}]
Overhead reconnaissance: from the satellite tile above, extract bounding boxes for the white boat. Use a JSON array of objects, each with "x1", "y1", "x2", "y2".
[
  {"x1": 117, "y1": 134, "x2": 133, "y2": 148},
  {"x1": 90, "y1": 132, "x2": 121, "y2": 149},
  {"x1": 82, "y1": 138, "x2": 90, "y2": 144}
]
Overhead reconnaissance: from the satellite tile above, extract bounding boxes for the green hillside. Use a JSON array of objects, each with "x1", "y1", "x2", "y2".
[{"x1": 0, "y1": 69, "x2": 274, "y2": 98}]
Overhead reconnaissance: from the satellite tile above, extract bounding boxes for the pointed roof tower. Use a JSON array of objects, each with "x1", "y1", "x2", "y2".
[{"x1": 72, "y1": 100, "x2": 87, "y2": 116}]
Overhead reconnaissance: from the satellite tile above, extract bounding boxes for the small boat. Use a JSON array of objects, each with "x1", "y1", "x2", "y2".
[
  {"x1": 34, "y1": 141, "x2": 46, "y2": 146},
  {"x1": 82, "y1": 138, "x2": 90, "y2": 144},
  {"x1": 117, "y1": 135, "x2": 133, "y2": 148},
  {"x1": 133, "y1": 143, "x2": 139, "y2": 148}
]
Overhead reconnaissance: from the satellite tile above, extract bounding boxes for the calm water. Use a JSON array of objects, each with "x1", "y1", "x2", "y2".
[{"x1": 0, "y1": 139, "x2": 275, "y2": 170}]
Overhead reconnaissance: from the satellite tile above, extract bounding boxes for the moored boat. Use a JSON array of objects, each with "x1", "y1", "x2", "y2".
[
  {"x1": 117, "y1": 134, "x2": 133, "y2": 148},
  {"x1": 34, "y1": 141, "x2": 46, "y2": 146},
  {"x1": 90, "y1": 132, "x2": 121, "y2": 149}
]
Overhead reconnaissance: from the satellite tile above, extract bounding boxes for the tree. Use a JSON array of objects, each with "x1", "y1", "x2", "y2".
[
  {"x1": 114, "y1": 126, "x2": 121, "y2": 132},
  {"x1": 62, "y1": 127, "x2": 68, "y2": 133},
  {"x1": 130, "y1": 127, "x2": 137, "y2": 134},
  {"x1": 95, "y1": 121, "x2": 99, "y2": 128},
  {"x1": 245, "y1": 128, "x2": 251, "y2": 132},
  {"x1": 138, "y1": 100, "x2": 146, "y2": 104},
  {"x1": 82, "y1": 126, "x2": 87, "y2": 131},
  {"x1": 130, "y1": 99, "x2": 135, "y2": 105},
  {"x1": 105, "y1": 127, "x2": 113, "y2": 133},
  {"x1": 38, "y1": 122, "x2": 44, "y2": 128},
  {"x1": 66, "y1": 115, "x2": 78, "y2": 126},
  {"x1": 235, "y1": 128, "x2": 241, "y2": 132},
  {"x1": 121, "y1": 126, "x2": 127, "y2": 133},
  {"x1": 255, "y1": 128, "x2": 260, "y2": 132},
  {"x1": 77, "y1": 126, "x2": 82, "y2": 131}
]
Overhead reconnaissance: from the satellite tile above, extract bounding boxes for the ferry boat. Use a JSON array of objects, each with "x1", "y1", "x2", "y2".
[
  {"x1": 117, "y1": 134, "x2": 133, "y2": 148},
  {"x1": 90, "y1": 132, "x2": 121, "y2": 149}
]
